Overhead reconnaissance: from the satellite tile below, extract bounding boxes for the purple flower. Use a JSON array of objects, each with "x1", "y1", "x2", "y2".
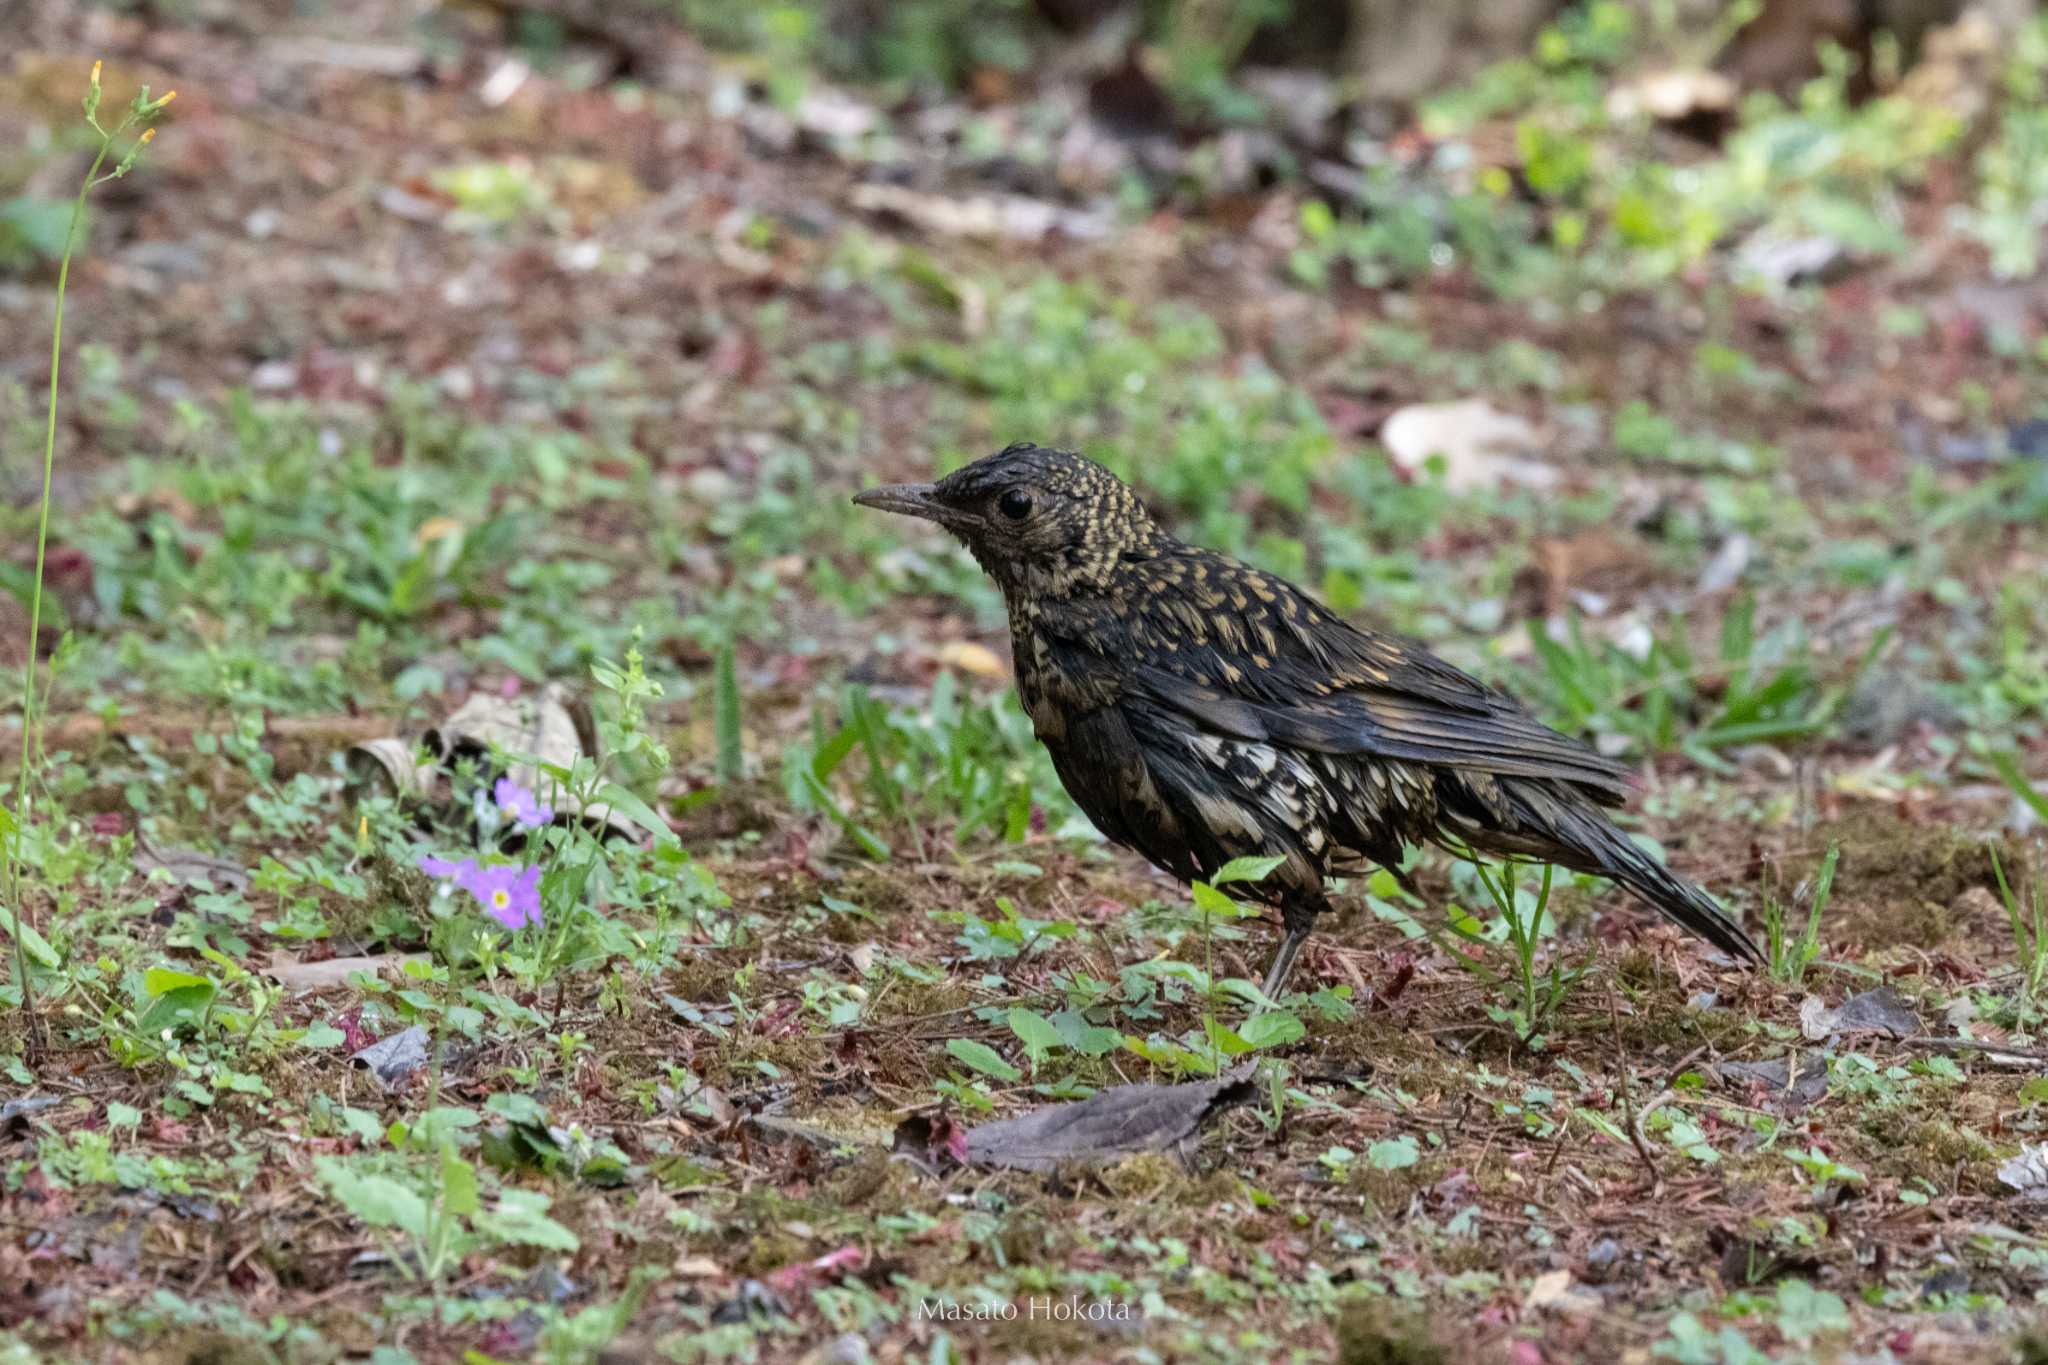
[
  {"x1": 493, "y1": 778, "x2": 553, "y2": 829},
  {"x1": 471, "y1": 863, "x2": 542, "y2": 930},
  {"x1": 417, "y1": 854, "x2": 543, "y2": 931},
  {"x1": 418, "y1": 854, "x2": 477, "y2": 884}
]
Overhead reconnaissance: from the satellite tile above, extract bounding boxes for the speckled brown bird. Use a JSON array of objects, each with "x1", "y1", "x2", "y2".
[{"x1": 855, "y1": 443, "x2": 1762, "y2": 995}]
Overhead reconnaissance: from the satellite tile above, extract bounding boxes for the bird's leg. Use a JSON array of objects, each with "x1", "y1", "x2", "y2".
[
  {"x1": 1261, "y1": 897, "x2": 1321, "y2": 1000},
  {"x1": 1389, "y1": 863, "x2": 1425, "y2": 903}
]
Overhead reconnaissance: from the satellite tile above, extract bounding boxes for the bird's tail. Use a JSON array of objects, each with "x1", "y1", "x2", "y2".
[{"x1": 1459, "y1": 778, "x2": 1763, "y2": 965}]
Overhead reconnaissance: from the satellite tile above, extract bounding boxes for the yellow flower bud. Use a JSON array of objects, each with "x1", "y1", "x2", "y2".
[
  {"x1": 91, "y1": 60, "x2": 102, "y2": 85},
  {"x1": 139, "y1": 128, "x2": 155, "y2": 144}
]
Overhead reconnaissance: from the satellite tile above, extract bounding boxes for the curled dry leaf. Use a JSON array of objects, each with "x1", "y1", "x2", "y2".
[
  {"x1": 1998, "y1": 1144, "x2": 2048, "y2": 1196},
  {"x1": 343, "y1": 737, "x2": 433, "y2": 803},
  {"x1": 350, "y1": 1024, "x2": 430, "y2": 1090},
  {"x1": 935, "y1": 640, "x2": 1005, "y2": 678},
  {"x1": 342, "y1": 682, "x2": 634, "y2": 838},
  {"x1": 1380, "y1": 400, "x2": 1557, "y2": 494},
  {"x1": 1736, "y1": 232, "x2": 1854, "y2": 291},
  {"x1": 1606, "y1": 68, "x2": 1737, "y2": 122},
  {"x1": 0, "y1": 1096, "x2": 63, "y2": 1136}
]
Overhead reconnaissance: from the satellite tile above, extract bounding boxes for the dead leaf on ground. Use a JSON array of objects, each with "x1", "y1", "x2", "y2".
[
  {"x1": 136, "y1": 839, "x2": 250, "y2": 892},
  {"x1": 343, "y1": 683, "x2": 633, "y2": 838},
  {"x1": 1523, "y1": 1268, "x2": 1601, "y2": 1315},
  {"x1": 934, "y1": 641, "x2": 1005, "y2": 678},
  {"x1": 953, "y1": 1064, "x2": 1258, "y2": 1172},
  {"x1": 1735, "y1": 232, "x2": 1854, "y2": 291},
  {"x1": 1380, "y1": 400, "x2": 1557, "y2": 494},
  {"x1": 0, "y1": 1096, "x2": 62, "y2": 1136},
  {"x1": 751, "y1": 1114, "x2": 894, "y2": 1152},
  {"x1": 262, "y1": 952, "x2": 425, "y2": 994},
  {"x1": 1606, "y1": 68, "x2": 1737, "y2": 123},
  {"x1": 849, "y1": 183, "x2": 1112, "y2": 243},
  {"x1": 426, "y1": 683, "x2": 593, "y2": 784},
  {"x1": 1998, "y1": 1144, "x2": 2048, "y2": 1196},
  {"x1": 1798, "y1": 987, "x2": 1921, "y2": 1042},
  {"x1": 351, "y1": 1025, "x2": 431, "y2": 1089},
  {"x1": 343, "y1": 738, "x2": 433, "y2": 802},
  {"x1": 1715, "y1": 1050, "x2": 1830, "y2": 1114}
]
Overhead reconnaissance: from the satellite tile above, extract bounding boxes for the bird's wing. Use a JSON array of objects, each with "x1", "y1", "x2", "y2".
[{"x1": 1101, "y1": 549, "x2": 1635, "y2": 799}]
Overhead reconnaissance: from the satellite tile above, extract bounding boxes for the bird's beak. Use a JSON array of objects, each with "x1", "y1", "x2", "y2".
[{"x1": 852, "y1": 482, "x2": 948, "y2": 523}]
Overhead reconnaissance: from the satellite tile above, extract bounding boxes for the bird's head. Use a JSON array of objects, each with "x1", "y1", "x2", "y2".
[{"x1": 853, "y1": 442, "x2": 1161, "y2": 597}]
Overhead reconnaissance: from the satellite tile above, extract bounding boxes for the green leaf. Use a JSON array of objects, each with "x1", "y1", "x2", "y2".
[
  {"x1": 1122, "y1": 1033, "x2": 1216, "y2": 1075},
  {"x1": 479, "y1": 1190, "x2": 580, "y2": 1251},
  {"x1": 1238, "y1": 1011, "x2": 1305, "y2": 1049},
  {"x1": 946, "y1": 1037, "x2": 1021, "y2": 1082},
  {"x1": 5, "y1": 916, "x2": 59, "y2": 968},
  {"x1": 1367, "y1": 1134, "x2": 1421, "y2": 1171},
  {"x1": 486, "y1": 1092, "x2": 550, "y2": 1125},
  {"x1": 1051, "y1": 1010, "x2": 1121, "y2": 1056},
  {"x1": 1990, "y1": 750, "x2": 2048, "y2": 822},
  {"x1": 0, "y1": 196, "x2": 75, "y2": 265},
  {"x1": 143, "y1": 967, "x2": 210, "y2": 995},
  {"x1": 1444, "y1": 906, "x2": 1488, "y2": 942},
  {"x1": 1202, "y1": 1017, "x2": 1254, "y2": 1057},
  {"x1": 1212, "y1": 855, "x2": 1285, "y2": 885},
  {"x1": 1573, "y1": 1107, "x2": 1627, "y2": 1143},
  {"x1": 218, "y1": 1070, "x2": 269, "y2": 1096},
  {"x1": 809, "y1": 722, "x2": 860, "y2": 783},
  {"x1": 1773, "y1": 1278, "x2": 1851, "y2": 1344},
  {"x1": 411, "y1": 1106, "x2": 483, "y2": 1147},
  {"x1": 714, "y1": 640, "x2": 743, "y2": 782},
  {"x1": 440, "y1": 1145, "x2": 480, "y2": 1217},
  {"x1": 316, "y1": 1159, "x2": 429, "y2": 1239},
  {"x1": 595, "y1": 782, "x2": 677, "y2": 849},
  {"x1": 1006, "y1": 1008, "x2": 1062, "y2": 1062},
  {"x1": 339, "y1": 1107, "x2": 386, "y2": 1145},
  {"x1": 136, "y1": 967, "x2": 217, "y2": 1037},
  {"x1": 1190, "y1": 880, "x2": 1247, "y2": 919}
]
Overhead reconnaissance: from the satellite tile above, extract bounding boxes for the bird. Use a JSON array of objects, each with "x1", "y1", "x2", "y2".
[{"x1": 854, "y1": 442, "x2": 1762, "y2": 996}]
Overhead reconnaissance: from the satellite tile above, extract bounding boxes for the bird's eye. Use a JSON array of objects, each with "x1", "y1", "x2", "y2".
[{"x1": 997, "y1": 488, "x2": 1034, "y2": 520}]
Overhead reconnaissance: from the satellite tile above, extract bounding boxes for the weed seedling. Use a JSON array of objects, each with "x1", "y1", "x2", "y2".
[
  {"x1": 1438, "y1": 857, "x2": 1579, "y2": 1046},
  {"x1": 1991, "y1": 846, "x2": 2048, "y2": 1000},
  {"x1": 1762, "y1": 843, "x2": 1839, "y2": 986},
  {"x1": 5, "y1": 63, "x2": 173, "y2": 1049}
]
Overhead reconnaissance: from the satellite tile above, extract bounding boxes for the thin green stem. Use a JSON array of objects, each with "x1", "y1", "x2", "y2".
[
  {"x1": 1202, "y1": 898, "x2": 1216, "y2": 1074},
  {"x1": 6, "y1": 131, "x2": 115, "y2": 1043}
]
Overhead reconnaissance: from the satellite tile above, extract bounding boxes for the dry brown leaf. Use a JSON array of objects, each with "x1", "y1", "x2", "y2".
[
  {"x1": 935, "y1": 641, "x2": 1005, "y2": 678},
  {"x1": 1380, "y1": 400, "x2": 1557, "y2": 494},
  {"x1": 262, "y1": 952, "x2": 425, "y2": 994},
  {"x1": 955, "y1": 1065, "x2": 1257, "y2": 1171}
]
